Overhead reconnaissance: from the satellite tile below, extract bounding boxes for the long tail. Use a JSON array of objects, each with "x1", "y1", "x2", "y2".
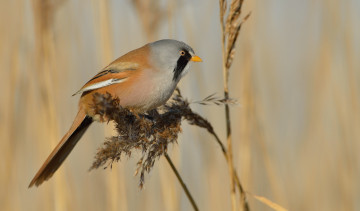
[{"x1": 29, "y1": 109, "x2": 93, "y2": 188}]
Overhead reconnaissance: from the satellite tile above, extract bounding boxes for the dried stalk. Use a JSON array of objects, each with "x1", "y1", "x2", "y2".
[
  {"x1": 165, "y1": 153, "x2": 198, "y2": 211},
  {"x1": 89, "y1": 90, "x2": 219, "y2": 209},
  {"x1": 210, "y1": 128, "x2": 249, "y2": 211},
  {"x1": 219, "y1": 0, "x2": 250, "y2": 210},
  {"x1": 89, "y1": 89, "x2": 246, "y2": 209}
]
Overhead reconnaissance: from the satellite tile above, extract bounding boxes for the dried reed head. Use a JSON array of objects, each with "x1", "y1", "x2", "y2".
[
  {"x1": 89, "y1": 89, "x2": 223, "y2": 188},
  {"x1": 192, "y1": 93, "x2": 238, "y2": 106},
  {"x1": 219, "y1": 0, "x2": 250, "y2": 70}
]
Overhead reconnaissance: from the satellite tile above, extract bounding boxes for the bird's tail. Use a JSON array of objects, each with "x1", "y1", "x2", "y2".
[{"x1": 29, "y1": 109, "x2": 93, "y2": 187}]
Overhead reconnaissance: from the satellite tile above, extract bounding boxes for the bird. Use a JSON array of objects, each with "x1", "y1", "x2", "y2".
[{"x1": 29, "y1": 39, "x2": 202, "y2": 187}]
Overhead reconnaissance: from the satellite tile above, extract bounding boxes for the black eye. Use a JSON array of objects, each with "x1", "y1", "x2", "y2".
[{"x1": 180, "y1": 51, "x2": 186, "y2": 56}]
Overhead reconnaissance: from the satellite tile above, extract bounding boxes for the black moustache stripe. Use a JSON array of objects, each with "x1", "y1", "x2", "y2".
[{"x1": 173, "y1": 51, "x2": 191, "y2": 81}]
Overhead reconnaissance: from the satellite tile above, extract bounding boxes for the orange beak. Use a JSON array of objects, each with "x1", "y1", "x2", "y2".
[{"x1": 190, "y1": 55, "x2": 202, "y2": 62}]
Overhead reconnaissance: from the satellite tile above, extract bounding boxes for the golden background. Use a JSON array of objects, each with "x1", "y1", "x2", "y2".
[{"x1": 0, "y1": 0, "x2": 359, "y2": 210}]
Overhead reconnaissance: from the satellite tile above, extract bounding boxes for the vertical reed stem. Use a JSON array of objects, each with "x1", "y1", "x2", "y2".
[
  {"x1": 219, "y1": 0, "x2": 250, "y2": 210},
  {"x1": 222, "y1": 40, "x2": 237, "y2": 211},
  {"x1": 219, "y1": 1, "x2": 237, "y2": 210}
]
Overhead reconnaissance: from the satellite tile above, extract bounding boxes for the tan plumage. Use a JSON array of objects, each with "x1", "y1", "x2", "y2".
[
  {"x1": 29, "y1": 39, "x2": 201, "y2": 187},
  {"x1": 29, "y1": 109, "x2": 91, "y2": 187}
]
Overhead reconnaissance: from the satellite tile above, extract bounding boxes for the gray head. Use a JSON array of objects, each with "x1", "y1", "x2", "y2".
[{"x1": 149, "y1": 39, "x2": 201, "y2": 81}]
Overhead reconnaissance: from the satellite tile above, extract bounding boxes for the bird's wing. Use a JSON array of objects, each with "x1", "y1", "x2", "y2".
[{"x1": 72, "y1": 62, "x2": 140, "y2": 96}]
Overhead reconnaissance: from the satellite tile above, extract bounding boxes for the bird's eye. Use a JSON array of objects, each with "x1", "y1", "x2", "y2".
[{"x1": 180, "y1": 51, "x2": 186, "y2": 56}]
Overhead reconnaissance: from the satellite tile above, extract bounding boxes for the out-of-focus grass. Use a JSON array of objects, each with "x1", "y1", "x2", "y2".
[{"x1": 0, "y1": 0, "x2": 359, "y2": 210}]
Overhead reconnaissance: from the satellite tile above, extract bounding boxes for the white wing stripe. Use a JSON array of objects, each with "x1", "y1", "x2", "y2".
[{"x1": 72, "y1": 78, "x2": 127, "y2": 96}]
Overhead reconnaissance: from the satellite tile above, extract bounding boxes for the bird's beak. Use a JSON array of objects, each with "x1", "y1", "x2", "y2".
[{"x1": 190, "y1": 55, "x2": 202, "y2": 62}]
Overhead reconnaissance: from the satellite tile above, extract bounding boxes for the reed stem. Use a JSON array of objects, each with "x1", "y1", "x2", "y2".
[
  {"x1": 165, "y1": 153, "x2": 199, "y2": 211},
  {"x1": 219, "y1": 0, "x2": 250, "y2": 210}
]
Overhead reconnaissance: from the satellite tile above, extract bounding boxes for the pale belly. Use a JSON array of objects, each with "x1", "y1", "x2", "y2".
[
  {"x1": 113, "y1": 77, "x2": 176, "y2": 112},
  {"x1": 79, "y1": 71, "x2": 177, "y2": 114}
]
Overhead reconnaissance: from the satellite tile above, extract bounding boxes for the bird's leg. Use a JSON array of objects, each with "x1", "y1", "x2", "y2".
[{"x1": 142, "y1": 109, "x2": 160, "y2": 121}]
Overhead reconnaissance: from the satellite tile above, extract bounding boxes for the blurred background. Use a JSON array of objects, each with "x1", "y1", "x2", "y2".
[{"x1": 1, "y1": 0, "x2": 359, "y2": 210}]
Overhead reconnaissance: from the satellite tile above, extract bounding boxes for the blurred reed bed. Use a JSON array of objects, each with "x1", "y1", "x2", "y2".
[
  {"x1": 0, "y1": 0, "x2": 359, "y2": 211},
  {"x1": 298, "y1": 2, "x2": 360, "y2": 209},
  {"x1": 234, "y1": 1, "x2": 360, "y2": 210},
  {"x1": 132, "y1": 0, "x2": 165, "y2": 41}
]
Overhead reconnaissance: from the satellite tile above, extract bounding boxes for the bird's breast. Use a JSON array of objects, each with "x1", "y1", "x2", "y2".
[
  {"x1": 118, "y1": 68, "x2": 177, "y2": 111},
  {"x1": 79, "y1": 68, "x2": 177, "y2": 115}
]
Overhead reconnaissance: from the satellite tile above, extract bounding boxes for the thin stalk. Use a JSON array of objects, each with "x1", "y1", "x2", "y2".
[
  {"x1": 219, "y1": 0, "x2": 250, "y2": 210},
  {"x1": 165, "y1": 153, "x2": 199, "y2": 211},
  {"x1": 212, "y1": 131, "x2": 250, "y2": 211},
  {"x1": 220, "y1": 7, "x2": 237, "y2": 211}
]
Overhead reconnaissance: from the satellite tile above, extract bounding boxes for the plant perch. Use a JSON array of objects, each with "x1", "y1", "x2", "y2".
[{"x1": 89, "y1": 90, "x2": 232, "y2": 210}]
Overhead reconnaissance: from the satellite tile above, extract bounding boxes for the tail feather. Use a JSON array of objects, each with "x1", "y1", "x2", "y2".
[{"x1": 29, "y1": 109, "x2": 93, "y2": 188}]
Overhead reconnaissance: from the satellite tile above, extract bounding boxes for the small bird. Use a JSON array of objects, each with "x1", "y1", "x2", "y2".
[{"x1": 29, "y1": 39, "x2": 202, "y2": 187}]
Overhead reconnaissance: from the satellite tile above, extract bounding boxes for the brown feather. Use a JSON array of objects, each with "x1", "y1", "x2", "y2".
[
  {"x1": 29, "y1": 109, "x2": 93, "y2": 187},
  {"x1": 72, "y1": 44, "x2": 152, "y2": 97}
]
